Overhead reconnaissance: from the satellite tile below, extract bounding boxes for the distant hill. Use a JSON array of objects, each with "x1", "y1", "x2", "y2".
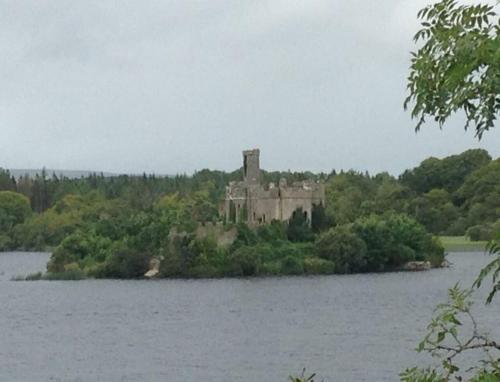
[{"x1": 8, "y1": 169, "x2": 118, "y2": 179}]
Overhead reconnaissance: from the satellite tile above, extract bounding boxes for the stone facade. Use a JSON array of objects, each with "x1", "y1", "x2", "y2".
[{"x1": 224, "y1": 149, "x2": 325, "y2": 226}]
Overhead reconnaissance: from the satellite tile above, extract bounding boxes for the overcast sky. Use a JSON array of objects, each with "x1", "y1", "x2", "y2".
[{"x1": 1, "y1": 0, "x2": 499, "y2": 176}]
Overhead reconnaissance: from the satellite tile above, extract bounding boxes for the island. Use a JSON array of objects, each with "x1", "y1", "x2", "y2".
[{"x1": 1, "y1": 148, "x2": 499, "y2": 280}]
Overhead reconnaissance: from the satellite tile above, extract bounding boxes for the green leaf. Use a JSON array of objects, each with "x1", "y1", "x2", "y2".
[{"x1": 437, "y1": 331, "x2": 446, "y2": 343}]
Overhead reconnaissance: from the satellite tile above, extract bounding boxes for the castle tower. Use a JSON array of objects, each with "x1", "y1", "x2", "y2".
[
  {"x1": 243, "y1": 149, "x2": 260, "y2": 185},
  {"x1": 224, "y1": 149, "x2": 324, "y2": 226}
]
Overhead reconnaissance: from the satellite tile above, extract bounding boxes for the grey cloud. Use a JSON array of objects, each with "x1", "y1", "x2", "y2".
[{"x1": 1, "y1": 0, "x2": 499, "y2": 175}]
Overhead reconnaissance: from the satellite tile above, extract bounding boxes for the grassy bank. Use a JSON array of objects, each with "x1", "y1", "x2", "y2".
[{"x1": 439, "y1": 236, "x2": 487, "y2": 252}]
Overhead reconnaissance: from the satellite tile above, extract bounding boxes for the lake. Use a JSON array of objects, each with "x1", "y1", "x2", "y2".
[{"x1": 1, "y1": 251, "x2": 499, "y2": 382}]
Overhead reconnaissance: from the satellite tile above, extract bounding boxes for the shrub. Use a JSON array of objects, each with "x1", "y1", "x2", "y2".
[
  {"x1": 280, "y1": 256, "x2": 304, "y2": 275},
  {"x1": 85, "y1": 262, "x2": 107, "y2": 278},
  {"x1": 492, "y1": 220, "x2": 500, "y2": 236},
  {"x1": 47, "y1": 231, "x2": 115, "y2": 273},
  {"x1": 466, "y1": 224, "x2": 494, "y2": 241},
  {"x1": 444, "y1": 217, "x2": 468, "y2": 236},
  {"x1": 352, "y1": 213, "x2": 443, "y2": 269},
  {"x1": 287, "y1": 208, "x2": 314, "y2": 242},
  {"x1": 256, "y1": 220, "x2": 287, "y2": 242},
  {"x1": 303, "y1": 257, "x2": 336, "y2": 275},
  {"x1": 311, "y1": 203, "x2": 329, "y2": 233},
  {"x1": 0, "y1": 234, "x2": 12, "y2": 251},
  {"x1": 226, "y1": 246, "x2": 261, "y2": 276},
  {"x1": 0, "y1": 191, "x2": 32, "y2": 231},
  {"x1": 159, "y1": 234, "x2": 199, "y2": 277},
  {"x1": 102, "y1": 249, "x2": 151, "y2": 278},
  {"x1": 315, "y1": 225, "x2": 367, "y2": 273},
  {"x1": 158, "y1": 246, "x2": 182, "y2": 277},
  {"x1": 423, "y1": 236, "x2": 446, "y2": 267},
  {"x1": 260, "y1": 261, "x2": 281, "y2": 275},
  {"x1": 387, "y1": 244, "x2": 416, "y2": 266},
  {"x1": 12, "y1": 210, "x2": 82, "y2": 251},
  {"x1": 186, "y1": 263, "x2": 220, "y2": 278},
  {"x1": 186, "y1": 241, "x2": 227, "y2": 278},
  {"x1": 271, "y1": 241, "x2": 313, "y2": 262},
  {"x1": 232, "y1": 223, "x2": 258, "y2": 248},
  {"x1": 190, "y1": 236, "x2": 219, "y2": 258}
]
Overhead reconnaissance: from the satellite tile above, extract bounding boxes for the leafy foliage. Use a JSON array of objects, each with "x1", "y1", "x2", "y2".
[
  {"x1": 405, "y1": 0, "x2": 500, "y2": 138},
  {"x1": 400, "y1": 149, "x2": 491, "y2": 194},
  {"x1": 0, "y1": 191, "x2": 31, "y2": 250},
  {"x1": 315, "y1": 225, "x2": 367, "y2": 273},
  {"x1": 0, "y1": 191, "x2": 31, "y2": 231},
  {"x1": 315, "y1": 214, "x2": 444, "y2": 273},
  {"x1": 354, "y1": 213, "x2": 445, "y2": 268},
  {"x1": 227, "y1": 246, "x2": 261, "y2": 276},
  {"x1": 474, "y1": 235, "x2": 500, "y2": 304},
  {"x1": 287, "y1": 208, "x2": 314, "y2": 242},
  {"x1": 401, "y1": 3, "x2": 500, "y2": 380},
  {"x1": 400, "y1": 368, "x2": 445, "y2": 382},
  {"x1": 401, "y1": 285, "x2": 500, "y2": 381}
]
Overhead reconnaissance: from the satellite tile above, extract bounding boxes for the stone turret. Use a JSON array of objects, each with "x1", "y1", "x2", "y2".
[{"x1": 243, "y1": 149, "x2": 260, "y2": 185}]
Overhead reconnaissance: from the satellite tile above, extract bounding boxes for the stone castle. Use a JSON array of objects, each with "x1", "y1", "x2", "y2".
[{"x1": 224, "y1": 149, "x2": 325, "y2": 226}]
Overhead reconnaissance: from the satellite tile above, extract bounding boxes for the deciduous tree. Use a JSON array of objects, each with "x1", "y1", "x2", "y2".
[{"x1": 405, "y1": 0, "x2": 499, "y2": 138}]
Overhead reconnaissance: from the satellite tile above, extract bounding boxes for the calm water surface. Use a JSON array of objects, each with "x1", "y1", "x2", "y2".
[{"x1": 1, "y1": 251, "x2": 499, "y2": 382}]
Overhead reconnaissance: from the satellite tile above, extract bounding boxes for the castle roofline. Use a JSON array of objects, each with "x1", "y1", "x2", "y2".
[{"x1": 243, "y1": 148, "x2": 260, "y2": 155}]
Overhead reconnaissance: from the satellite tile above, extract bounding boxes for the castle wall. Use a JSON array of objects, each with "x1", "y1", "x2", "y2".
[
  {"x1": 280, "y1": 195, "x2": 313, "y2": 222},
  {"x1": 224, "y1": 150, "x2": 325, "y2": 226},
  {"x1": 248, "y1": 193, "x2": 281, "y2": 224},
  {"x1": 195, "y1": 223, "x2": 238, "y2": 248}
]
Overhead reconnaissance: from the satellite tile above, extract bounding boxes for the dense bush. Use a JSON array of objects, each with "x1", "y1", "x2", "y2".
[
  {"x1": 303, "y1": 257, "x2": 335, "y2": 275},
  {"x1": 0, "y1": 191, "x2": 32, "y2": 250},
  {"x1": 0, "y1": 191, "x2": 31, "y2": 231},
  {"x1": 466, "y1": 225, "x2": 494, "y2": 241},
  {"x1": 232, "y1": 223, "x2": 258, "y2": 248},
  {"x1": 101, "y1": 249, "x2": 151, "y2": 278},
  {"x1": 315, "y1": 225, "x2": 367, "y2": 273},
  {"x1": 47, "y1": 231, "x2": 116, "y2": 273},
  {"x1": 280, "y1": 256, "x2": 304, "y2": 275},
  {"x1": 227, "y1": 246, "x2": 261, "y2": 276},
  {"x1": 0, "y1": 234, "x2": 12, "y2": 251},
  {"x1": 287, "y1": 208, "x2": 314, "y2": 242},
  {"x1": 315, "y1": 214, "x2": 444, "y2": 273},
  {"x1": 354, "y1": 213, "x2": 444, "y2": 269},
  {"x1": 159, "y1": 234, "x2": 197, "y2": 277},
  {"x1": 256, "y1": 220, "x2": 287, "y2": 242},
  {"x1": 311, "y1": 203, "x2": 329, "y2": 233},
  {"x1": 13, "y1": 211, "x2": 83, "y2": 251}
]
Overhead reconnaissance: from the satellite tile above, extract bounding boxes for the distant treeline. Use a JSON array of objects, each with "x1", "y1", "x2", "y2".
[
  {"x1": 0, "y1": 166, "x2": 323, "y2": 214},
  {"x1": 0, "y1": 148, "x2": 498, "y2": 279}
]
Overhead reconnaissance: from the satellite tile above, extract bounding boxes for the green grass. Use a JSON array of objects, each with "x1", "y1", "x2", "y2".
[{"x1": 439, "y1": 236, "x2": 488, "y2": 252}]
